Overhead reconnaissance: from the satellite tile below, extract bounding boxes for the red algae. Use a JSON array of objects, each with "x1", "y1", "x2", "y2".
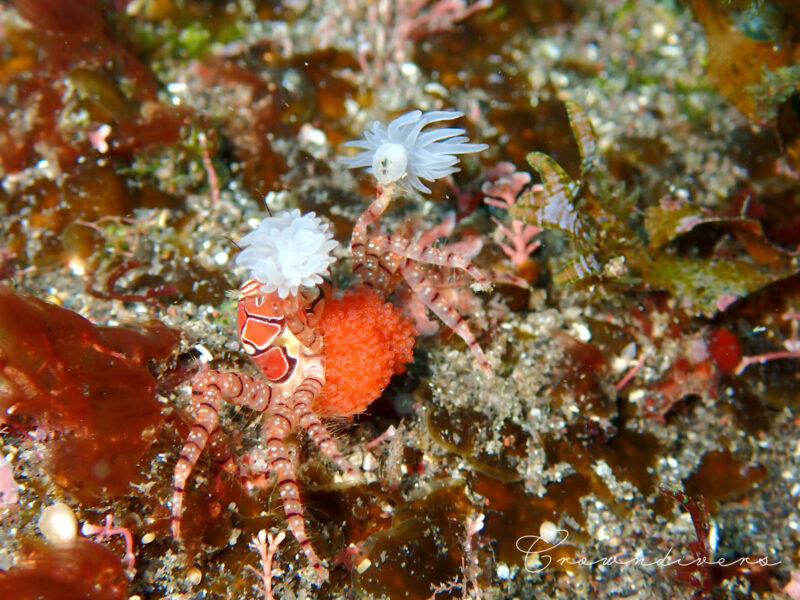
[
  {"x1": 550, "y1": 329, "x2": 615, "y2": 419},
  {"x1": 0, "y1": 0, "x2": 173, "y2": 191},
  {"x1": 644, "y1": 357, "x2": 717, "y2": 421},
  {"x1": 0, "y1": 538, "x2": 127, "y2": 600},
  {"x1": 472, "y1": 473, "x2": 580, "y2": 573},
  {"x1": 13, "y1": 0, "x2": 106, "y2": 38},
  {"x1": 684, "y1": 448, "x2": 768, "y2": 513},
  {"x1": 426, "y1": 404, "x2": 529, "y2": 482},
  {"x1": 707, "y1": 328, "x2": 742, "y2": 375},
  {"x1": 352, "y1": 482, "x2": 478, "y2": 600},
  {"x1": 544, "y1": 425, "x2": 661, "y2": 497},
  {"x1": 0, "y1": 285, "x2": 179, "y2": 503}
]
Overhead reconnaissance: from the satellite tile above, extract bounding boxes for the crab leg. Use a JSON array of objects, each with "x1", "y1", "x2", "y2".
[
  {"x1": 401, "y1": 262, "x2": 493, "y2": 375},
  {"x1": 294, "y1": 358, "x2": 358, "y2": 478},
  {"x1": 370, "y1": 233, "x2": 491, "y2": 288},
  {"x1": 351, "y1": 185, "x2": 395, "y2": 282},
  {"x1": 171, "y1": 371, "x2": 272, "y2": 538},
  {"x1": 300, "y1": 410, "x2": 358, "y2": 479},
  {"x1": 262, "y1": 394, "x2": 330, "y2": 582}
]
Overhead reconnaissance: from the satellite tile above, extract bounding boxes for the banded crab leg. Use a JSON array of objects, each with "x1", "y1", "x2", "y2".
[
  {"x1": 288, "y1": 349, "x2": 358, "y2": 479},
  {"x1": 258, "y1": 360, "x2": 353, "y2": 582},
  {"x1": 299, "y1": 409, "x2": 359, "y2": 479},
  {"x1": 351, "y1": 185, "x2": 394, "y2": 247},
  {"x1": 171, "y1": 370, "x2": 273, "y2": 539},
  {"x1": 401, "y1": 262, "x2": 494, "y2": 375},
  {"x1": 351, "y1": 185, "x2": 395, "y2": 285},
  {"x1": 261, "y1": 395, "x2": 330, "y2": 582},
  {"x1": 425, "y1": 263, "x2": 529, "y2": 291},
  {"x1": 368, "y1": 233, "x2": 492, "y2": 289}
]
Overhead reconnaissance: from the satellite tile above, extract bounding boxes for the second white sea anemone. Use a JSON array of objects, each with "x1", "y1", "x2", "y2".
[
  {"x1": 235, "y1": 209, "x2": 338, "y2": 298},
  {"x1": 342, "y1": 109, "x2": 488, "y2": 194}
]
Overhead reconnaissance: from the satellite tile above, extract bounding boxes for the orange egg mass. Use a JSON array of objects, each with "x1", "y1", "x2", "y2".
[{"x1": 315, "y1": 288, "x2": 415, "y2": 417}]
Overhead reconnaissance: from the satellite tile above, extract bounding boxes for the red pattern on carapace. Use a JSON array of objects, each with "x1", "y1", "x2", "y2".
[{"x1": 238, "y1": 295, "x2": 295, "y2": 382}]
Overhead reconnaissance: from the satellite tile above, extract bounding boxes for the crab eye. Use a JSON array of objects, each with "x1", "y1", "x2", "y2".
[{"x1": 372, "y1": 142, "x2": 408, "y2": 185}]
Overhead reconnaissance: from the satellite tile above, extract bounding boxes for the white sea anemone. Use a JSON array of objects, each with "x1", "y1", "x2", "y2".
[
  {"x1": 342, "y1": 110, "x2": 488, "y2": 193},
  {"x1": 235, "y1": 209, "x2": 338, "y2": 298}
]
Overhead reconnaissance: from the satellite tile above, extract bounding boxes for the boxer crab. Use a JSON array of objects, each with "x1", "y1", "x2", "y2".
[{"x1": 171, "y1": 110, "x2": 519, "y2": 582}]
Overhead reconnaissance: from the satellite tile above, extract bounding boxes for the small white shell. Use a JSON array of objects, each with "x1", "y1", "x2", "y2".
[{"x1": 38, "y1": 502, "x2": 78, "y2": 544}]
